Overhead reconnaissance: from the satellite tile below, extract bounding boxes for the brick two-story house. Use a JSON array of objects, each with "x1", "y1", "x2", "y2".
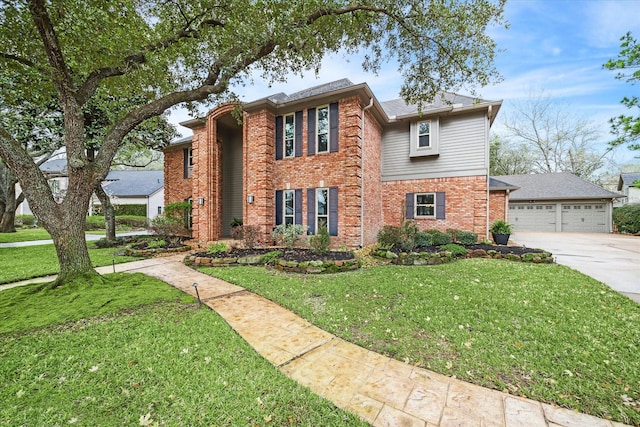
[{"x1": 164, "y1": 79, "x2": 505, "y2": 247}]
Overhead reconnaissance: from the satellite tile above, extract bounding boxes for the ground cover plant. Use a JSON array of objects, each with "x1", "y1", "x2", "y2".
[
  {"x1": 201, "y1": 260, "x2": 640, "y2": 425},
  {"x1": 0, "y1": 242, "x2": 140, "y2": 285},
  {"x1": 0, "y1": 276, "x2": 365, "y2": 426}
]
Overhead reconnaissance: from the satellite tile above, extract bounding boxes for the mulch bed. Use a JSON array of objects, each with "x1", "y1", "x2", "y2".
[{"x1": 388, "y1": 243, "x2": 545, "y2": 256}]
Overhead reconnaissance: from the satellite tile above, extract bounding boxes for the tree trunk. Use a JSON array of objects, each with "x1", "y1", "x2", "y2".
[
  {"x1": 95, "y1": 185, "x2": 116, "y2": 241},
  {"x1": 48, "y1": 202, "x2": 100, "y2": 287},
  {"x1": 0, "y1": 166, "x2": 20, "y2": 233}
]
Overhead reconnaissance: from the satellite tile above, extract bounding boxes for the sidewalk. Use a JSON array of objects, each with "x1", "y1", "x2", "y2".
[
  {"x1": 0, "y1": 230, "x2": 149, "y2": 248},
  {"x1": 5, "y1": 255, "x2": 631, "y2": 427}
]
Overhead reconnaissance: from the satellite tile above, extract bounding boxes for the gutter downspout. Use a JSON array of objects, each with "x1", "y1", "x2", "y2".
[
  {"x1": 360, "y1": 97, "x2": 374, "y2": 248},
  {"x1": 485, "y1": 105, "x2": 492, "y2": 241}
]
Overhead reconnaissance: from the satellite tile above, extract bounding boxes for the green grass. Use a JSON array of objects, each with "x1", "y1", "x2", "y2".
[
  {"x1": 0, "y1": 228, "x2": 51, "y2": 243},
  {"x1": 0, "y1": 242, "x2": 140, "y2": 285},
  {"x1": 0, "y1": 276, "x2": 366, "y2": 426},
  {"x1": 201, "y1": 260, "x2": 640, "y2": 425}
]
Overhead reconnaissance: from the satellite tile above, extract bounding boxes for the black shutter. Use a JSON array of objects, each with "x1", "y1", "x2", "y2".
[
  {"x1": 294, "y1": 189, "x2": 302, "y2": 225},
  {"x1": 275, "y1": 190, "x2": 283, "y2": 225},
  {"x1": 295, "y1": 111, "x2": 303, "y2": 157},
  {"x1": 436, "y1": 192, "x2": 446, "y2": 219},
  {"x1": 329, "y1": 186, "x2": 338, "y2": 236},
  {"x1": 405, "y1": 193, "x2": 415, "y2": 219},
  {"x1": 307, "y1": 108, "x2": 316, "y2": 156},
  {"x1": 183, "y1": 148, "x2": 189, "y2": 178},
  {"x1": 307, "y1": 188, "x2": 316, "y2": 234},
  {"x1": 275, "y1": 116, "x2": 283, "y2": 160},
  {"x1": 329, "y1": 102, "x2": 339, "y2": 153}
]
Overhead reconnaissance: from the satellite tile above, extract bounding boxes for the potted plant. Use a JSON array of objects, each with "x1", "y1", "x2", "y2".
[{"x1": 489, "y1": 219, "x2": 512, "y2": 245}]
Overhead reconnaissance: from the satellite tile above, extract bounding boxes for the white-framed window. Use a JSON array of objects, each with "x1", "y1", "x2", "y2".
[
  {"x1": 284, "y1": 113, "x2": 295, "y2": 158},
  {"x1": 316, "y1": 105, "x2": 329, "y2": 153},
  {"x1": 284, "y1": 190, "x2": 295, "y2": 225},
  {"x1": 185, "y1": 197, "x2": 193, "y2": 229},
  {"x1": 410, "y1": 118, "x2": 439, "y2": 157},
  {"x1": 415, "y1": 193, "x2": 435, "y2": 218},
  {"x1": 417, "y1": 120, "x2": 430, "y2": 148},
  {"x1": 316, "y1": 188, "x2": 329, "y2": 231}
]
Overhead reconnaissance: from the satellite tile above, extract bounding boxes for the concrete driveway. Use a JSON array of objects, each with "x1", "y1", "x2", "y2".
[{"x1": 512, "y1": 232, "x2": 640, "y2": 303}]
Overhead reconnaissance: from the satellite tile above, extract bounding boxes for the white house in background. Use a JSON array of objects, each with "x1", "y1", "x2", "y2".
[
  {"x1": 94, "y1": 170, "x2": 165, "y2": 219},
  {"x1": 617, "y1": 172, "x2": 640, "y2": 206},
  {"x1": 17, "y1": 161, "x2": 164, "y2": 220}
]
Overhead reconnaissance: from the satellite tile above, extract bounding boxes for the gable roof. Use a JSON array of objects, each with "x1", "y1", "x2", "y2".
[
  {"x1": 103, "y1": 170, "x2": 164, "y2": 198},
  {"x1": 618, "y1": 172, "x2": 640, "y2": 190},
  {"x1": 380, "y1": 92, "x2": 481, "y2": 117},
  {"x1": 497, "y1": 173, "x2": 621, "y2": 201}
]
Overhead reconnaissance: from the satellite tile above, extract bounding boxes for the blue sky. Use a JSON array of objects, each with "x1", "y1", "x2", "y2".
[{"x1": 170, "y1": 0, "x2": 640, "y2": 166}]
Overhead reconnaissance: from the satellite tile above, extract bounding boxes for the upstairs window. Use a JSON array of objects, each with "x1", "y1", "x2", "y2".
[
  {"x1": 417, "y1": 121, "x2": 430, "y2": 148},
  {"x1": 284, "y1": 114, "x2": 295, "y2": 158},
  {"x1": 183, "y1": 148, "x2": 194, "y2": 178},
  {"x1": 317, "y1": 106, "x2": 329, "y2": 153},
  {"x1": 409, "y1": 118, "x2": 439, "y2": 157}
]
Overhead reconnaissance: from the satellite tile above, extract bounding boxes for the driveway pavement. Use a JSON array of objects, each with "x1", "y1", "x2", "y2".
[{"x1": 512, "y1": 232, "x2": 640, "y2": 303}]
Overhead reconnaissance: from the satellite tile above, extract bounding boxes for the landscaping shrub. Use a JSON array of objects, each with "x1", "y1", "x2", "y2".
[
  {"x1": 150, "y1": 201, "x2": 191, "y2": 238},
  {"x1": 309, "y1": 226, "x2": 331, "y2": 255},
  {"x1": 14, "y1": 214, "x2": 36, "y2": 227},
  {"x1": 147, "y1": 239, "x2": 167, "y2": 249},
  {"x1": 272, "y1": 224, "x2": 306, "y2": 249},
  {"x1": 85, "y1": 215, "x2": 105, "y2": 230},
  {"x1": 439, "y1": 243, "x2": 468, "y2": 257},
  {"x1": 116, "y1": 215, "x2": 148, "y2": 228},
  {"x1": 456, "y1": 231, "x2": 478, "y2": 245},
  {"x1": 424, "y1": 229, "x2": 452, "y2": 245},
  {"x1": 613, "y1": 203, "x2": 640, "y2": 234},
  {"x1": 415, "y1": 231, "x2": 433, "y2": 247},
  {"x1": 400, "y1": 220, "x2": 419, "y2": 251},
  {"x1": 207, "y1": 242, "x2": 228, "y2": 254},
  {"x1": 377, "y1": 225, "x2": 402, "y2": 248}
]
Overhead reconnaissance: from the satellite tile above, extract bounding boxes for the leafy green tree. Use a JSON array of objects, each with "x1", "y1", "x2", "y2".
[
  {"x1": 604, "y1": 32, "x2": 640, "y2": 150},
  {"x1": 0, "y1": 0, "x2": 506, "y2": 285},
  {"x1": 489, "y1": 134, "x2": 535, "y2": 175}
]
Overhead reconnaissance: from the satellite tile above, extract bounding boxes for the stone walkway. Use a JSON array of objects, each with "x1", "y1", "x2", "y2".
[{"x1": 4, "y1": 255, "x2": 632, "y2": 427}]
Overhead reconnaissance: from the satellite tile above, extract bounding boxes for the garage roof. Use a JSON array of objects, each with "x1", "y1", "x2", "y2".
[{"x1": 497, "y1": 172, "x2": 622, "y2": 201}]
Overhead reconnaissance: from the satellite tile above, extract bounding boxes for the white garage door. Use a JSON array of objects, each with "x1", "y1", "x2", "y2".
[
  {"x1": 561, "y1": 204, "x2": 607, "y2": 232},
  {"x1": 509, "y1": 204, "x2": 556, "y2": 232}
]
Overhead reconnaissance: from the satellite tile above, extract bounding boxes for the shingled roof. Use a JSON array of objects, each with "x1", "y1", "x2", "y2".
[
  {"x1": 498, "y1": 173, "x2": 621, "y2": 201},
  {"x1": 380, "y1": 92, "x2": 482, "y2": 118},
  {"x1": 618, "y1": 172, "x2": 640, "y2": 190},
  {"x1": 103, "y1": 170, "x2": 164, "y2": 198}
]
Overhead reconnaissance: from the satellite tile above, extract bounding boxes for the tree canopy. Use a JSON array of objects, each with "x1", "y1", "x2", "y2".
[
  {"x1": 0, "y1": 0, "x2": 506, "y2": 284},
  {"x1": 604, "y1": 32, "x2": 640, "y2": 150}
]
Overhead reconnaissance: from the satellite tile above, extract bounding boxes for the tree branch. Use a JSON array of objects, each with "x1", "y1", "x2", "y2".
[{"x1": 0, "y1": 52, "x2": 50, "y2": 75}]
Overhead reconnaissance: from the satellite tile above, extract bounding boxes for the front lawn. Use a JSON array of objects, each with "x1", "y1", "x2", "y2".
[
  {"x1": 0, "y1": 242, "x2": 140, "y2": 284},
  {"x1": 0, "y1": 228, "x2": 52, "y2": 243},
  {"x1": 0, "y1": 275, "x2": 366, "y2": 426},
  {"x1": 201, "y1": 260, "x2": 640, "y2": 425}
]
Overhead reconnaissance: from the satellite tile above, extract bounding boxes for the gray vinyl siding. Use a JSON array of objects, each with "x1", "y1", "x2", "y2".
[
  {"x1": 381, "y1": 111, "x2": 488, "y2": 181},
  {"x1": 221, "y1": 131, "x2": 244, "y2": 237}
]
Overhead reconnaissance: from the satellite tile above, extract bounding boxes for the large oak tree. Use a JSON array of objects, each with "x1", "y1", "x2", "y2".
[{"x1": 0, "y1": 0, "x2": 506, "y2": 285}]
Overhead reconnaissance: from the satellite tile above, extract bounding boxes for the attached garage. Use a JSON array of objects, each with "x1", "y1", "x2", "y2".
[{"x1": 495, "y1": 173, "x2": 621, "y2": 233}]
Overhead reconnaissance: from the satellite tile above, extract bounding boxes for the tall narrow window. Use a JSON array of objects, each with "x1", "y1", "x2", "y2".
[
  {"x1": 284, "y1": 114, "x2": 295, "y2": 158},
  {"x1": 316, "y1": 106, "x2": 329, "y2": 153},
  {"x1": 417, "y1": 121, "x2": 430, "y2": 148},
  {"x1": 316, "y1": 188, "x2": 328, "y2": 231},
  {"x1": 284, "y1": 190, "x2": 295, "y2": 225},
  {"x1": 187, "y1": 148, "x2": 194, "y2": 177}
]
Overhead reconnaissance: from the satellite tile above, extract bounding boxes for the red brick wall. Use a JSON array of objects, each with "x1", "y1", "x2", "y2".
[
  {"x1": 239, "y1": 96, "x2": 375, "y2": 248},
  {"x1": 164, "y1": 146, "x2": 192, "y2": 205},
  {"x1": 381, "y1": 175, "x2": 489, "y2": 237},
  {"x1": 489, "y1": 191, "x2": 508, "y2": 232},
  {"x1": 362, "y1": 109, "x2": 383, "y2": 246}
]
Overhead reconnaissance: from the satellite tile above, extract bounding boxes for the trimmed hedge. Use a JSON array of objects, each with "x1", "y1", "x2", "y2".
[
  {"x1": 92, "y1": 204, "x2": 147, "y2": 216},
  {"x1": 85, "y1": 215, "x2": 148, "y2": 230},
  {"x1": 14, "y1": 215, "x2": 36, "y2": 227},
  {"x1": 613, "y1": 203, "x2": 640, "y2": 234}
]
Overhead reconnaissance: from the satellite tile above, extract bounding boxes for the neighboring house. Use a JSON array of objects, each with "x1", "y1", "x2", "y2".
[
  {"x1": 617, "y1": 172, "x2": 640, "y2": 205},
  {"x1": 164, "y1": 78, "x2": 504, "y2": 247},
  {"x1": 17, "y1": 161, "x2": 164, "y2": 220},
  {"x1": 497, "y1": 173, "x2": 621, "y2": 233},
  {"x1": 95, "y1": 170, "x2": 165, "y2": 219}
]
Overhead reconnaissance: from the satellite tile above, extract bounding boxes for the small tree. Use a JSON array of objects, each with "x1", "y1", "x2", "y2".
[{"x1": 150, "y1": 201, "x2": 191, "y2": 243}]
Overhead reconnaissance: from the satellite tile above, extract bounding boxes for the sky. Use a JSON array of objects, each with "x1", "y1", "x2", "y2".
[{"x1": 169, "y1": 0, "x2": 640, "y2": 167}]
